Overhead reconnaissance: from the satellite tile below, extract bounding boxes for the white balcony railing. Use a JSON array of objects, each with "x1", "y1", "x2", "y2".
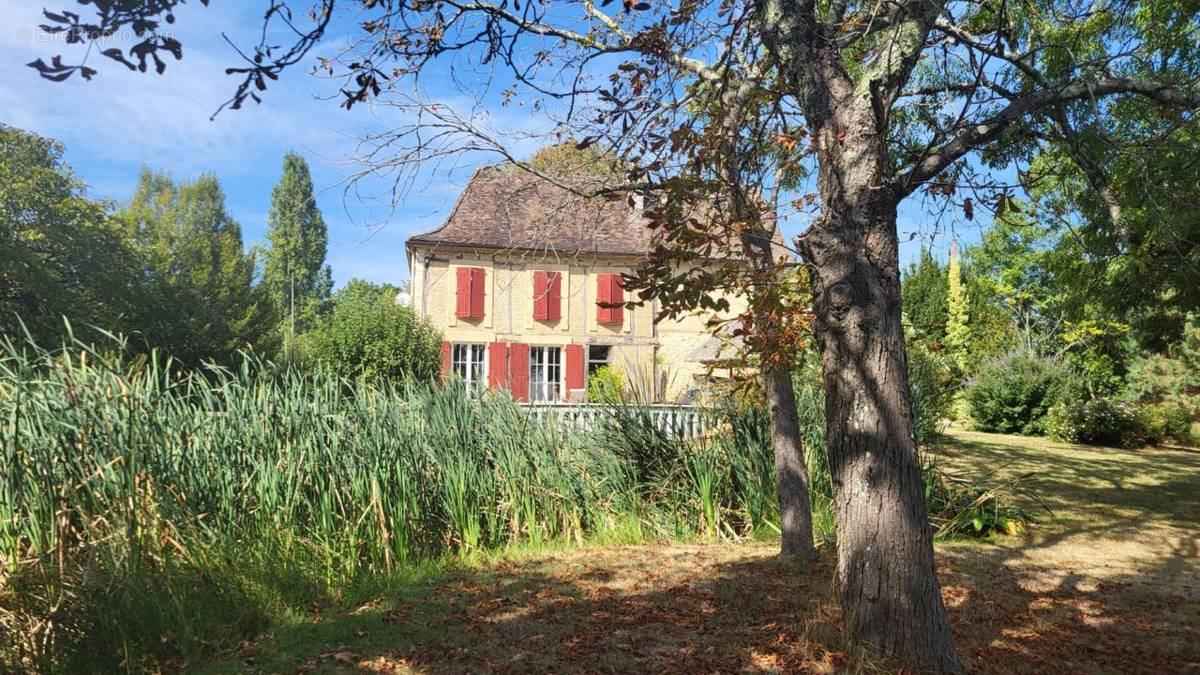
[{"x1": 520, "y1": 402, "x2": 716, "y2": 438}]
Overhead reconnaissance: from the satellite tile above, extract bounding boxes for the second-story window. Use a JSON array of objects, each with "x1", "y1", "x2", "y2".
[
  {"x1": 529, "y1": 346, "x2": 562, "y2": 401},
  {"x1": 596, "y1": 273, "x2": 624, "y2": 325},
  {"x1": 532, "y1": 271, "x2": 562, "y2": 321},
  {"x1": 455, "y1": 267, "x2": 486, "y2": 319}
]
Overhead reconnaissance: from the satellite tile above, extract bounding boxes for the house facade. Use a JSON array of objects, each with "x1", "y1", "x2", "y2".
[{"x1": 405, "y1": 166, "x2": 750, "y2": 402}]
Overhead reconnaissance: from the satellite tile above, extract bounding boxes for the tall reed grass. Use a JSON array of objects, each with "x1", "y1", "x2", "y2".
[{"x1": 0, "y1": 336, "x2": 809, "y2": 671}]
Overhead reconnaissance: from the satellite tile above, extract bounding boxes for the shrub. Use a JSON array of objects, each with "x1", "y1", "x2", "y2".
[
  {"x1": 302, "y1": 279, "x2": 441, "y2": 381},
  {"x1": 966, "y1": 352, "x2": 1073, "y2": 435},
  {"x1": 1046, "y1": 397, "x2": 1144, "y2": 448},
  {"x1": 1137, "y1": 402, "x2": 1194, "y2": 446},
  {"x1": 587, "y1": 364, "x2": 625, "y2": 403},
  {"x1": 908, "y1": 343, "x2": 954, "y2": 445}
]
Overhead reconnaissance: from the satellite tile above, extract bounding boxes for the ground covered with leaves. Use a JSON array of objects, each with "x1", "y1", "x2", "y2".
[{"x1": 199, "y1": 431, "x2": 1200, "y2": 674}]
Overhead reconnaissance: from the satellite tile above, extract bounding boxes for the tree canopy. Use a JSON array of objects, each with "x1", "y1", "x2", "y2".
[
  {"x1": 302, "y1": 279, "x2": 441, "y2": 382},
  {"x1": 0, "y1": 125, "x2": 140, "y2": 345},
  {"x1": 117, "y1": 169, "x2": 275, "y2": 365}
]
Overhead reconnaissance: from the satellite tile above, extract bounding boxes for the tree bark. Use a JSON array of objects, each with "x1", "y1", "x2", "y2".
[
  {"x1": 800, "y1": 188, "x2": 964, "y2": 672},
  {"x1": 765, "y1": 367, "x2": 817, "y2": 559},
  {"x1": 719, "y1": 74, "x2": 818, "y2": 562}
]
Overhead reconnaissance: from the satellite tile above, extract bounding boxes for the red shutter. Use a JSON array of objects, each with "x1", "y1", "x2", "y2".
[
  {"x1": 547, "y1": 272, "x2": 562, "y2": 321},
  {"x1": 440, "y1": 341, "x2": 452, "y2": 380},
  {"x1": 469, "y1": 268, "x2": 486, "y2": 318},
  {"x1": 609, "y1": 274, "x2": 624, "y2": 325},
  {"x1": 487, "y1": 342, "x2": 508, "y2": 390},
  {"x1": 596, "y1": 273, "x2": 612, "y2": 324},
  {"x1": 508, "y1": 343, "x2": 530, "y2": 401},
  {"x1": 532, "y1": 271, "x2": 548, "y2": 321},
  {"x1": 565, "y1": 344, "x2": 584, "y2": 393},
  {"x1": 455, "y1": 268, "x2": 472, "y2": 318},
  {"x1": 597, "y1": 274, "x2": 623, "y2": 325}
]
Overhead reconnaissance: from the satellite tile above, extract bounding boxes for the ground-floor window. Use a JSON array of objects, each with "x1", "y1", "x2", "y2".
[
  {"x1": 451, "y1": 343, "x2": 487, "y2": 393},
  {"x1": 587, "y1": 345, "x2": 612, "y2": 376},
  {"x1": 529, "y1": 346, "x2": 563, "y2": 401}
]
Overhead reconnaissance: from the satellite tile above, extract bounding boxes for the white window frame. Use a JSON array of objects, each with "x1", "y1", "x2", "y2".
[
  {"x1": 529, "y1": 345, "x2": 564, "y2": 402},
  {"x1": 451, "y1": 343, "x2": 488, "y2": 394}
]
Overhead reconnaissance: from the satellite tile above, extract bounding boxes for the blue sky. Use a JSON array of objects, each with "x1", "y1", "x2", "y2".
[{"x1": 2, "y1": 0, "x2": 987, "y2": 288}]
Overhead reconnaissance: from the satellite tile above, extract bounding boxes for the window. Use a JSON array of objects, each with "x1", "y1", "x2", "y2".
[
  {"x1": 532, "y1": 271, "x2": 562, "y2": 321},
  {"x1": 587, "y1": 345, "x2": 612, "y2": 376},
  {"x1": 529, "y1": 346, "x2": 563, "y2": 401},
  {"x1": 455, "y1": 267, "x2": 486, "y2": 319},
  {"x1": 451, "y1": 343, "x2": 487, "y2": 393},
  {"x1": 596, "y1": 273, "x2": 624, "y2": 325}
]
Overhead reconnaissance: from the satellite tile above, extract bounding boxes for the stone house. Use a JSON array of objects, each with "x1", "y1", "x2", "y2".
[{"x1": 406, "y1": 165, "x2": 766, "y2": 402}]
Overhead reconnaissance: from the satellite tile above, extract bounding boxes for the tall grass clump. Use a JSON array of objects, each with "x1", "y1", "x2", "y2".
[{"x1": 0, "y1": 337, "x2": 626, "y2": 671}]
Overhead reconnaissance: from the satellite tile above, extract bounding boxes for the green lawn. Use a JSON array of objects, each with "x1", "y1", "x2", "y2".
[{"x1": 198, "y1": 431, "x2": 1200, "y2": 673}]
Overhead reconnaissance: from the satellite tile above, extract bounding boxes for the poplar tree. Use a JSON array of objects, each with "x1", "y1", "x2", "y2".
[{"x1": 262, "y1": 152, "x2": 332, "y2": 356}]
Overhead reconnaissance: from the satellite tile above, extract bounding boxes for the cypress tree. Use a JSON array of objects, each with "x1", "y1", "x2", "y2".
[{"x1": 946, "y1": 236, "x2": 971, "y2": 374}]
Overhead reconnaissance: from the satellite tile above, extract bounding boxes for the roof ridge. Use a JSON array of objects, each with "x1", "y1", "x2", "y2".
[{"x1": 407, "y1": 164, "x2": 655, "y2": 256}]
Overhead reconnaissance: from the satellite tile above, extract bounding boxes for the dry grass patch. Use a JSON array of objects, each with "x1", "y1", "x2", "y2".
[{"x1": 209, "y1": 543, "x2": 887, "y2": 674}]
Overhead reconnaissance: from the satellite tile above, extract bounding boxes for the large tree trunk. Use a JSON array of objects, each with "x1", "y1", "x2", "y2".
[
  {"x1": 765, "y1": 368, "x2": 817, "y2": 559},
  {"x1": 751, "y1": 0, "x2": 963, "y2": 667},
  {"x1": 802, "y1": 188, "x2": 964, "y2": 672}
]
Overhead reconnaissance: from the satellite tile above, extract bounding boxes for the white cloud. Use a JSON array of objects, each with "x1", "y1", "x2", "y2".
[{"x1": 0, "y1": 0, "x2": 353, "y2": 175}]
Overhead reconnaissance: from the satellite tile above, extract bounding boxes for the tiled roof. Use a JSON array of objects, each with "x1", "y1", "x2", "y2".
[
  {"x1": 407, "y1": 165, "x2": 794, "y2": 262},
  {"x1": 407, "y1": 166, "x2": 653, "y2": 256}
]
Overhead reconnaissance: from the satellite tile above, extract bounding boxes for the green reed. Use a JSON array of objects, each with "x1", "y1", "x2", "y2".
[{"x1": 0, "y1": 335, "x2": 790, "y2": 670}]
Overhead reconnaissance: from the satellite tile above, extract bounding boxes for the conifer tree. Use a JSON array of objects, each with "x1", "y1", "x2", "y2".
[
  {"x1": 946, "y1": 237, "x2": 971, "y2": 374},
  {"x1": 262, "y1": 152, "x2": 331, "y2": 356}
]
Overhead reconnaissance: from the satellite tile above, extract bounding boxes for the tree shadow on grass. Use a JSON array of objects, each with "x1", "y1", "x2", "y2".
[
  {"x1": 940, "y1": 532, "x2": 1200, "y2": 674},
  {"x1": 938, "y1": 431, "x2": 1200, "y2": 673},
  {"x1": 942, "y1": 432, "x2": 1200, "y2": 533},
  {"x1": 207, "y1": 537, "x2": 1199, "y2": 675},
  {"x1": 213, "y1": 546, "x2": 862, "y2": 674}
]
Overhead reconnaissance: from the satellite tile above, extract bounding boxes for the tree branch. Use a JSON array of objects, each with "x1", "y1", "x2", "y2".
[{"x1": 895, "y1": 76, "x2": 1200, "y2": 196}]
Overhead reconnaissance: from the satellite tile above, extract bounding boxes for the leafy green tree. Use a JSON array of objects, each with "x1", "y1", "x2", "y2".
[
  {"x1": 971, "y1": 215, "x2": 1067, "y2": 355},
  {"x1": 261, "y1": 152, "x2": 332, "y2": 356},
  {"x1": 303, "y1": 279, "x2": 440, "y2": 381},
  {"x1": 119, "y1": 170, "x2": 275, "y2": 365},
  {"x1": 0, "y1": 125, "x2": 143, "y2": 345},
  {"x1": 1028, "y1": 107, "x2": 1200, "y2": 352}
]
